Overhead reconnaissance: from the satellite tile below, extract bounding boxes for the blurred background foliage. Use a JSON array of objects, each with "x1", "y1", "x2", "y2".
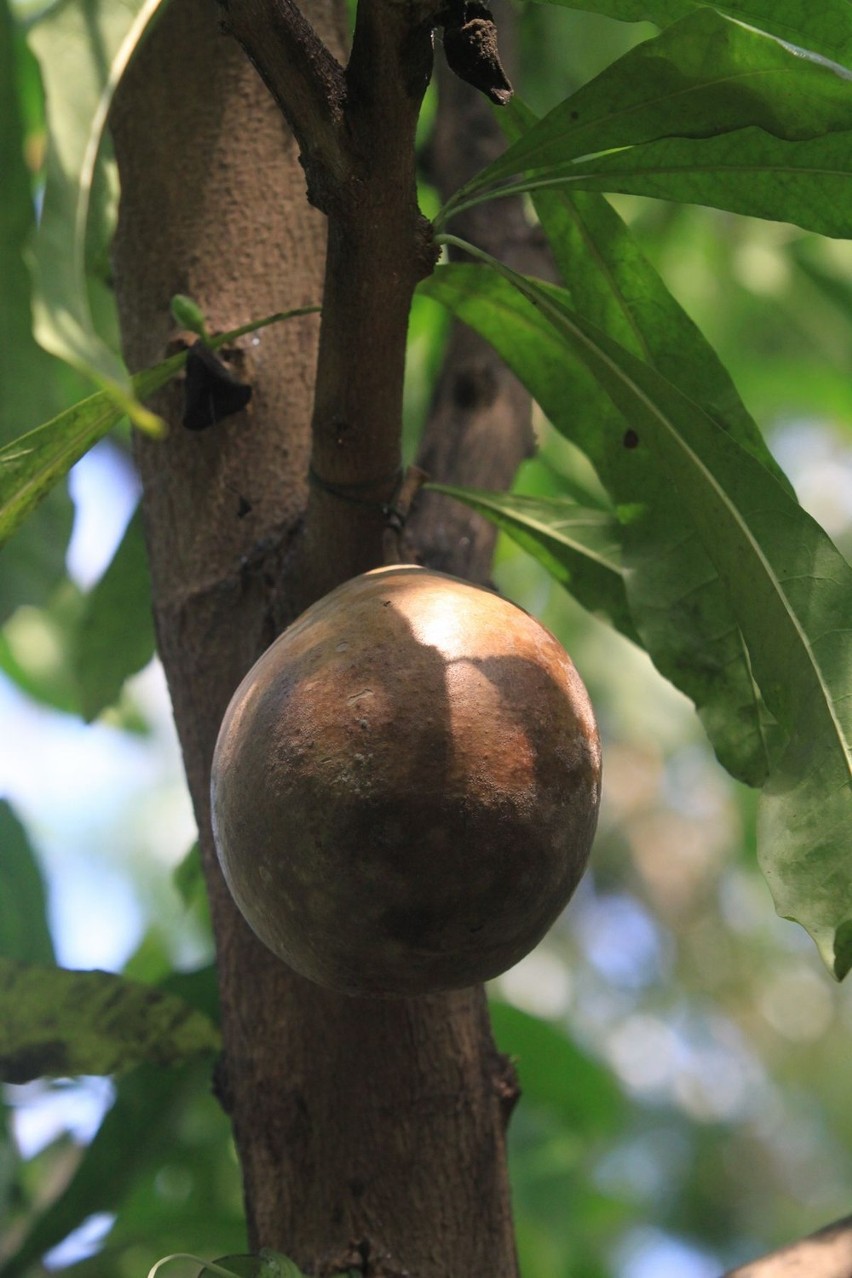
[{"x1": 2, "y1": 3, "x2": 852, "y2": 1278}]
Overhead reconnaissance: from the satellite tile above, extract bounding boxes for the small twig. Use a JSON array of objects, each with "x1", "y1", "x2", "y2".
[{"x1": 383, "y1": 464, "x2": 430, "y2": 563}]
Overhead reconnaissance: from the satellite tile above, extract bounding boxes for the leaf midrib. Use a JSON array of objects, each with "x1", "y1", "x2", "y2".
[{"x1": 547, "y1": 296, "x2": 851, "y2": 777}]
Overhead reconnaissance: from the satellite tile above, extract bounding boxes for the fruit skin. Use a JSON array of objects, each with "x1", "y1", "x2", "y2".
[{"x1": 211, "y1": 564, "x2": 601, "y2": 997}]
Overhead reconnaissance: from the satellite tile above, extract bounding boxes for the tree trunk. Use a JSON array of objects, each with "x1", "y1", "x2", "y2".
[{"x1": 110, "y1": 1, "x2": 520, "y2": 1273}]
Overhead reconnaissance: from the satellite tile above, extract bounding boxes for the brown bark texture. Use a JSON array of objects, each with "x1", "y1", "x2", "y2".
[{"x1": 110, "y1": 0, "x2": 530, "y2": 1274}]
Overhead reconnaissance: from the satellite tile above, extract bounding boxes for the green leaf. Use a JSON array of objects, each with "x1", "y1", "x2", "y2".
[
  {"x1": 159, "y1": 964, "x2": 220, "y2": 1028},
  {"x1": 501, "y1": 100, "x2": 792, "y2": 493},
  {"x1": 0, "y1": 960, "x2": 221, "y2": 1083},
  {"x1": 0, "y1": 360, "x2": 175, "y2": 552},
  {"x1": 151, "y1": 1257, "x2": 241, "y2": 1278},
  {"x1": 462, "y1": 255, "x2": 852, "y2": 977},
  {"x1": 496, "y1": 103, "x2": 792, "y2": 780},
  {"x1": 0, "y1": 1061, "x2": 213, "y2": 1278},
  {"x1": 0, "y1": 5, "x2": 66, "y2": 434},
  {"x1": 74, "y1": 506, "x2": 155, "y2": 720},
  {"x1": 428, "y1": 485, "x2": 640, "y2": 641},
  {"x1": 171, "y1": 294, "x2": 211, "y2": 341},
  {"x1": 761, "y1": 733, "x2": 852, "y2": 981},
  {"x1": 0, "y1": 802, "x2": 54, "y2": 965},
  {"x1": 173, "y1": 844, "x2": 205, "y2": 912},
  {"x1": 172, "y1": 845, "x2": 213, "y2": 940},
  {"x1": 832, "y1": 921, "x2": 852, "y2": 982},
  {"x1": 43, "y1": 1086, "x2": 245, "y2": 1278},
  {"x1": 441, "y1": 10, "x2": 852, "y2": 218},
  {"x1": 489, "y1": 1000, "x2": 626, "y2": 1135},
  {"x1": 26, "y1": 0, "x2": 167, "y2": 426},
  {"x1": 0, "y1": 580, "x2": 86, "y2": 714},
  {"x1": 0, "y1": 308, "x2": 318, "y2": 552},
  {"x1": 531, "y1": 0, "x2": 852, "y2": 70},
  {"x1": 790, "y1": 237, "x2": 852, "y2": 319},
  {"x1": 199, "y1": 1254, "x2": 308, "y2": 1278},
  {"x1": 546, "y1": 127, "x2": 852, "y2": 239},
  {"x1": 255, "y1": 1251, "x2": 312, "y2": 1278},
  {"x1": 0, "y1": 0, "x2": 76, "y2": 621},
  {"x1": 420, "y1": 264, "x2": 783, "y2": 785},
  {"x1": 0, "y1": 489, "x2": 73, "y2": 626}
]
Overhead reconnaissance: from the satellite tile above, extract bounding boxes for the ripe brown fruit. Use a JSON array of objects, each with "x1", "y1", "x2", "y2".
[{"x1": 211, "y1": 565, "x2": 601, "y2": 996}]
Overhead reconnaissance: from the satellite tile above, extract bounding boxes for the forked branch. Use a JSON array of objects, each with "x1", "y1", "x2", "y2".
[{"x1": 218, "y1": 0, "x2": 347, "y2": 205}]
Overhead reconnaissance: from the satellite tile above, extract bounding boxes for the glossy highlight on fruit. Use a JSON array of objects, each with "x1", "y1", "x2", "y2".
[{"x1": 211, "y1": 565, "x2": 601, "y2": 996}]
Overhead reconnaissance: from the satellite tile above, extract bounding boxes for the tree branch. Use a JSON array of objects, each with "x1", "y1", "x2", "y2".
[
  {"x1": 216, "y1": 0, "x2": 444, "y2": 604},
  {"x1": 409, "y1": 2, "x2": 549, "y2": 582},
  {"x1": 295, "y1": 0, "x2": 441, "y2": 602},
  {"x1": 219, "y1": 0, "x2": 348, "y2": 205}
]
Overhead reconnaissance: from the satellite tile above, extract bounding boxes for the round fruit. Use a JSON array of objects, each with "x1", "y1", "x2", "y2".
[{"x1": 211, "y1": 564, "x2": 601, "y2": 996}]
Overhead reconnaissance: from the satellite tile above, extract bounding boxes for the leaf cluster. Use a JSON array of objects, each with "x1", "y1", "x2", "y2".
[{"x1": 425, "y1": 5, "x2": 852, "y2": 979}]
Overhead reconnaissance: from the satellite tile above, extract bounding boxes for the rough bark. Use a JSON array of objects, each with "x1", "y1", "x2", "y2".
[{"x1": 110, "y1": 0, "x2": 519, "y2": 1274}]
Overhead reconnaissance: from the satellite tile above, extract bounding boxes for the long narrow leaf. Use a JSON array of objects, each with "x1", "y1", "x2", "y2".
[
  {"x1": 494, "y1": 103, "x2": 791, "y2": 781},
  {"x1": 428, "y1": 485, "x2": 640, "y2": 640},
  {"x1": 0, "y1": 308, "x2": 319, "y2": 551},
  {"x1": 0, "y1": 0, "x2": 77, "y2": 618},
  {"x1": 420, "y1": 265, "x2": 783, "y2": 784},
  {"x1": 502, "y1": 99, "x2": 792, "y2": 492},
  {"x1": 537, "y1": 128, "x2": 852, "y2": 239},
  {"x1": 441, "y1": 9, "x2": 852, "y2": 219},
  {"x1": 450, "y1": 127, "x2": 852, "y2": 241},
  {"x1": 533, "y1": 0, "x2": 852, "y2": 70},
  {"x1": 27, "y1": 0, "x2": 166, "y2": 426},
  {"x1": 438, "y1": 246, "x2": 852, "y2": 976}
]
